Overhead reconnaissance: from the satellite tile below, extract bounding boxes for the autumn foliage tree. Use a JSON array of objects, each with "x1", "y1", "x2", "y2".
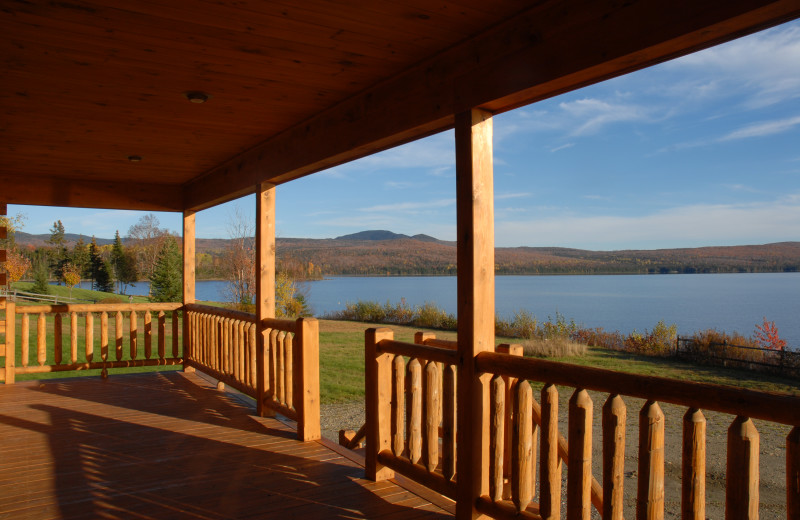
[
  {"x1": 5, "y1": 250, "x2": 31, "y2": 285},
  {"x1": 754, "y1": 317, "x2": 787, "y2": 351},
  {"x1": 62, "y1": 262, "x2": 81, "y2": 299}
]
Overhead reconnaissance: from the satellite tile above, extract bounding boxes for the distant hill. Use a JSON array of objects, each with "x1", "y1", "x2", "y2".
[
  {"x1": 12, "y1": 229, "x2": 800, "y2": 276},
  {"x1": 14, "y1": 232, "x2": 114, "y2": 247}
]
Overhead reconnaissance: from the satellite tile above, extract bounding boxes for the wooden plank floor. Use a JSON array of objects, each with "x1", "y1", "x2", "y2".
[{"x1": 0, "y1": 371, "x2": 452, "y2": 519}]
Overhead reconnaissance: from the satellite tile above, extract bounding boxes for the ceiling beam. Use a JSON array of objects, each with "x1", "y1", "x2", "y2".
[
  {"x1": 0, "y1": 175, "x2": 183, "y2": 212},
  {"x1": 184, "y1": 0, "x2": 800, "y2": 211}
]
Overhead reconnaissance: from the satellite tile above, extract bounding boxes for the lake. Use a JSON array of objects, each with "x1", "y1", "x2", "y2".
[{"x1": 74, "y1": 273, "x2": 800, "y2": 347}]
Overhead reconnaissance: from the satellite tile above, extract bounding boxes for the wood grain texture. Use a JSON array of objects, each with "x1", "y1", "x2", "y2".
[
  {"x1": 603, "y1": 394, "x2": 626, "y2": 520},
  {"x1": 423, "y1": 361, "x2": 440, "y2": 473},
  {"x1": 682, "y1": 408, "x2": 706, "y2": 520},
  {"x1": 637, "y1": 401, "x2": 665, "y2": 520},
  {"x1": 392, "y1": 355, "x2": 406, "y2": 457},
  {"x1": 366, "y1": 327, "x2": 396, "y2": 482},
  {"x1": 567, "y1": 389, "x2": 592, "y2": 520},
  {"x1": 489, "y1": 375, "x2": 505, "y2": 502},
  {"x1": 540, "y1": 383, "x2": 561, "y2": 520},
  {"x1": 726, "y1": 416, "x2": 759, "y2": 520},
  {"x1": 512, "y1": 380, "x2": 534, "y2": 513}
]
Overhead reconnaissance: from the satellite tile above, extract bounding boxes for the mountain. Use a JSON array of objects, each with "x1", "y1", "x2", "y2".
[
  {"x1": 13, "y1": 231, "x2": 114, "y2": 247},
  {"x1": 12, "y1": 230, "x2": 800, "y2": 276}
]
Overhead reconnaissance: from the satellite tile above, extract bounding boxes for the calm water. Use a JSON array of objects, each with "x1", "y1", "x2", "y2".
[{"x1": 71, "y1": 273, "x2": 800, "y2": 347}]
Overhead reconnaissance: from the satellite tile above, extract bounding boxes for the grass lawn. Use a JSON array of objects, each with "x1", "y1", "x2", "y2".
[{"x1": 315, "y1": 319, "x2": 800, "y2": 403}]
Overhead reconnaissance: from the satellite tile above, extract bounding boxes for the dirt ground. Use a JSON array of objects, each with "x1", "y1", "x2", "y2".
[{"x1": 321, "y1": 391, "x2": 792, "y2": 518}]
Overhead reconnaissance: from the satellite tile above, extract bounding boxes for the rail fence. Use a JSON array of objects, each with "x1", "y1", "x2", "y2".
[{"x1": 676, "y1": 337, "x2": 800, "y2": 378}]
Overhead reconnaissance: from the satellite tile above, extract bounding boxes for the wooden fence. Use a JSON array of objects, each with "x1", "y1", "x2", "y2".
[
  {"x1": 676, "y1": 337, "x2": 800, "y2": 378},
  {"x1": 364, "y1": 327, "x2": 800, "y2": 520}
]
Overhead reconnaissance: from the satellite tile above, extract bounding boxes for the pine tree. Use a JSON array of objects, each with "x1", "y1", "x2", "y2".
[
  {"x1": 72, "y1": 238, "x2": 91, "y2": 279},
  {"x1": 111, "y1": 230, "x2": 125, "y2": 293},
  {"x1": 150, "y1": 237, "x2": 182, "y2": 302}
]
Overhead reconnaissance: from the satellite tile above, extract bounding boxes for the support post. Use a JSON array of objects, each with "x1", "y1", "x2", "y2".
[
  {"x1": 183, "y1": 210, "x2": 196, "y2": 372},
  {"x1": 455, "y1": 108, "x2": 495, "y2": 520},
  {"x1": 294, "y1": 317, "x2": 320, "y2": 441},
  {"x1": 256, "y1": 182, "x2": 276, "y2": 417},
  {"x1": 366, "y1": 327, "x2": 395, "y2": 481}
]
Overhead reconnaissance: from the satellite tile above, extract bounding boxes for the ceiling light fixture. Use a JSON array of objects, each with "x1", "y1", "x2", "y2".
[
  {"x1": 127, "y1": 155, "x2": 143, "y2": 162},
  {"x1": 184, "y1": 91, "x2": 211, "y2": 103}
]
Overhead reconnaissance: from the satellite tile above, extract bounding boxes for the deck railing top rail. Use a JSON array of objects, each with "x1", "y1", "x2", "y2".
[
  {"x1": 16, "y1": 302, "x2": 183, "y2": 314},
  {"x1": 475, "y1": 351, "x2": 800, "y2": 425}
]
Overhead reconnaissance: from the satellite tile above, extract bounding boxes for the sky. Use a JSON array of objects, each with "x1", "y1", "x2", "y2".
[{"x1": 10, "y1": 21, "x2": 800, "y2": 251}]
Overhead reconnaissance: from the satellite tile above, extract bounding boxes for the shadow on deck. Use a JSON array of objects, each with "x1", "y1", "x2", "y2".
[{"x1": 0, "y1": 371, "x2": 452, "y2": 519}]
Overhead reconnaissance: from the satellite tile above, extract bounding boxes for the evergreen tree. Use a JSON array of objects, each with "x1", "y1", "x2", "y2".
[
  {"x1": 48, "y1": 220, "x2": 68, "y2": 282},
  {"x1": 95, "y1": 259, "x2": 114, "y2": 293},
  {"x1": 111, "y1": 230, "x2": 126, "y2": 293},
  {"x1": 29, "y1": 251, "x2": 50, "y2": 295},
  {"x1": 150, "y1": 237, "x2": 182, "y2": 302},
  {"x1": 72, "y1": 238, "x2": 91, "y2": 280}
]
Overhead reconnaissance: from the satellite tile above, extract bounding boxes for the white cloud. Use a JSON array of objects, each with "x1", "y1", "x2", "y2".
[
  {"x1": 496, "y1": 198, "x2": 800, "y2": 249},
  {"x1": 496, "y1": 192, "x2": 531, "y2": 201},
  {"x1": 718, "y1": 115, "x2": 800, "y2": 141}
]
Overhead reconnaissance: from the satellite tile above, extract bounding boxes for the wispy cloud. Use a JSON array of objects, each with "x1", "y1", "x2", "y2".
[
  {"x1": 360, "y1": 198, "x2": 455, "y2": 213},
  {"x1": 718, "y1": 115, "x2": 800, "y2": 141},
  {"x1": 550, "y1": 143, "x2": 575, "y2": 153},
  {"x1": 496, "y1": 192, "x2": 531, "y2": 201},
  {"x1": 671, "y1": 24, "x2": 800, "y2": 108},
  {"x1": 558, "y1": 98, "x2": 651, "y2": 135}
]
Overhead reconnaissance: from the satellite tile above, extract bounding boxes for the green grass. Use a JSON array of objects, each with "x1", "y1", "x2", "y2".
[{"x1": 314, "y1": 320, "x2": 800, "y2": 403}]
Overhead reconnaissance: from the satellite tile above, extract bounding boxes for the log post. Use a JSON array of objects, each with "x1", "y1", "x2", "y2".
[
  {"x1": 392, "y1": 355, "x2": 405, "y2": 456},
  {"x1": 726, "y1": 416, "x2": 759, "y2": 520},
  {"x1": 255, "y1": 182, "x2": 276, "y2": 417},
  {"x1": 294, "y1": 317, "x2": 320, "y2": 441},
  {"x1": 366, "y1": 327, "x2": 395, "y2": 481},
  {"x1": 512, "y1": 380, "x2": 534, "y2": 513},
  {"x1": 442, "y1": 363, "x2": 457, "y2": 481},
  {"x1": 567, "y1": 389, "x2": 593, "y2": 520},
  {"x1": 489, "y1": 375, "x2": 505, "y2": 502},
  {"x1": 183, "y1": 210, "x2": 195, "y2": 371},
  {"x1": 455, "y1": 108, "x2": 495, "y2": 520},
  {"x1": 682, "y1": 408, "x2": 706, "y2": 520},
  {"x1": 407, "y1": 358, "x2": 423, "y2": 464}
]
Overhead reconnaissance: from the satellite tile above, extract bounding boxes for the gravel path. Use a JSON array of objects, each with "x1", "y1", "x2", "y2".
[{"x1": 321, "y1": 394, "x2": 792, "y2": 518}]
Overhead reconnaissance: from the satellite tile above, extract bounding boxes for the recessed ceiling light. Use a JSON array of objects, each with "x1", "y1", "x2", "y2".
[
  {"x1": 128, "y1": 155, "x2": 143, "y2": 162},
  {"x1": 184, "y1": 91, "x2": 211, "y2": 103}
]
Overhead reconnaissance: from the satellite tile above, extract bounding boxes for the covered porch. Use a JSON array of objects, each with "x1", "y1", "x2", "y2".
[{"x1": 3, "y1": 1, "x2": 800, "y2": 518}]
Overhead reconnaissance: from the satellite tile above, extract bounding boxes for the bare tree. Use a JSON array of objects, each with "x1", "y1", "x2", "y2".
[
  {"x1": 126, "y1": 214, "x2": 171, "y2": 283},
  {"x1": 222, "y1": 207, "x2": 255, "y2": 310}
]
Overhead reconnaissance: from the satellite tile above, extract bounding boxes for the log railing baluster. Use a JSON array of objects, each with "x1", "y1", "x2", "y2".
[
  {"x1": 144, "y1": 311, "x2": 152, "y2": 359},
  {"x1": 512, "y1": 380, "x2": 534, "y2": 513},
  {"x1": 37, "y1": 312, "x2": 46, "y2": 366},
  {"x1": 789, "y1": 427, "x2": 800, "y2": 520},
  {"x1": 100, "y1": 311, "x2": 108, "y2": 377},
  {"x1": 21, "y1": 313, "x2": 29, "y2": 367},
  {"x1": 442, "y1": 364, "x2": 456, "y2": 482},
  {"x1": 54, "y1": 313, "x2": 63, "y2": 365},
  {"x1": 69, "y1": 311, "x2": 77, "y2": 364},
  {"x1": 682, "y1": 408, "x2": 706, "y2": 520},
  {"x1": 638, "y1": 400, "x2": 665, "y2": 520},
  {"x1": 407, "y1": 358, "x2": 422, "y2": 464},
  {"x1": 603, "y1": 394, "x2": 626, "y2": 520},
  {"x1": 726, "y1": 416, "x2": 759, "y2": 520},
  {"x1": 158, "y1": 311, "x2": 166, "y2": 359},
  {"x1": 276, "y1": 331, "x2": 286, "y2": 405},
  {"x1": 489, "y1": 375, "x2": 505, "y2": 502},
  {"x1": 172, "y1": 310, "x2": 179, "y2": 359},
  {"x1": 115, "y1": 311, "x2": 123, "y2": 361},
  {"x1": 284, "y1": 332, "x2": 293, "y2": 408},
  {"x1": 567, "y1": 389, "x2": 592, "y2": 520},
  {"x1": 129, "y1": 311, "x2": 138, "y2": 360},
  {"x1": 423, "y1": 360, "x2": 440, "y2": 473},
  {"x1": 85, "y1": 312, "x2": 93, "y2": 362},
  {"x1": 540, "y1": 383, "x2": 561, "y2": 520},
  {"x1": 392, "y1": 355, "x2": 405, "y2": 456}
]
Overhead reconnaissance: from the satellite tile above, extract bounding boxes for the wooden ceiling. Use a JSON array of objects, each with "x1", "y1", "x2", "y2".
[{"x1": 2, "y1": 0, "x2": 799, "y2": 212}]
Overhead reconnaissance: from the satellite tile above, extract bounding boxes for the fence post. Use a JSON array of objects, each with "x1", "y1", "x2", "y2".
[
  {"x1": 366, "y1": 327, "x2": 395, "y2": 481},
  {"x1": 4, "y1": 301, "x2": 15, "y2": 384},
  {"x1": 294, "y1": 317, "x2": 320, "y2": 441}
]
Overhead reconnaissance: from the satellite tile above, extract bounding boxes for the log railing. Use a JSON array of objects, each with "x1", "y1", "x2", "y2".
[
  {"x1": 366, "y1": 327, "x2": 459, "y2": 499},
  {"x1": 1, "y1": 303, "x2": 183, "y2": 382},
  {"x1": 184, "y1": 303, "x2": 320, "y2": 441},
  {"x1": 474, "y1": 351, "x2": 800, "y2": 520}
]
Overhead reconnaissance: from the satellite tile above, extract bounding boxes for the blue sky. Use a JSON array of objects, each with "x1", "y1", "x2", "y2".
[{"x1": 11, "y1": 21, "x2": 800, "y2": 250}]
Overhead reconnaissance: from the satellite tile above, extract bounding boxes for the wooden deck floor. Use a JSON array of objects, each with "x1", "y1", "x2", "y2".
[{"x1": 0, "y1": 371, "x2": 453, "y2": 519}]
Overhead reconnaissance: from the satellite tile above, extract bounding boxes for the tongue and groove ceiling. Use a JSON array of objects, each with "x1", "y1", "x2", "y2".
[{"x1": 2, "y1": 0, "x2": 799, "y2": 211}]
